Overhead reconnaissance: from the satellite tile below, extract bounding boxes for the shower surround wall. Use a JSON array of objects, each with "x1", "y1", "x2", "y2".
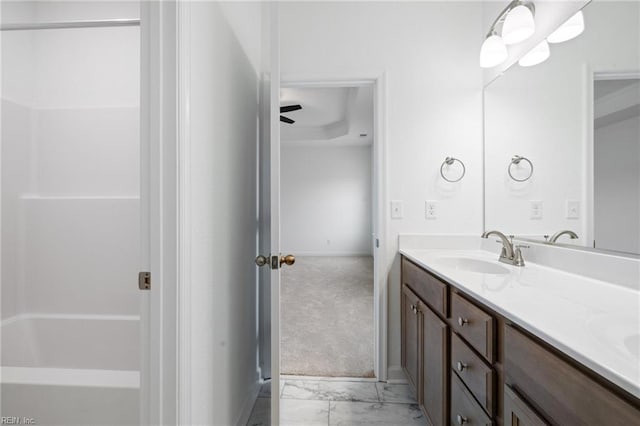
[{"x1": 1, "y1": 16, "x2": 140, "y2": 321}]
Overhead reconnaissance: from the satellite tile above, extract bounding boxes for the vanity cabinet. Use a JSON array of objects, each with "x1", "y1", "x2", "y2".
[
  {"x1": 401, "y1": 260, "x2": 449, "y2": 426},
  {"x1": 503, "y1": 385, "x2": 548, "y2": 426},
  {"x1": 400, "y1": 255, "x2": 640, "y2": 426}
]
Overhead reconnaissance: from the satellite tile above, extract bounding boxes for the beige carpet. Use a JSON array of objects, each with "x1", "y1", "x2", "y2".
[{"x1": 280, "y1": 256, "x2": 374, "y2": 377}]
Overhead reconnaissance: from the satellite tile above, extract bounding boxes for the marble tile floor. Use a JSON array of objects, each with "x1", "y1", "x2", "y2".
[{"x1": 247, "y1": 379, "x2": 426, "y2": 426}]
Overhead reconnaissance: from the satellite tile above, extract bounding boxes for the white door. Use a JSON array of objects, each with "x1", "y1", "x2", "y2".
[{"x1": 257, "y1": 3, "x2": 284, "y2": 425}]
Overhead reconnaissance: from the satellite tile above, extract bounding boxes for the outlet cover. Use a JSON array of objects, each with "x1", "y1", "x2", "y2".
[
  {"x1": 425, "y1": 201, "x2": 438, "y2": 219},
  {"x1": 530, "y1": 200, "x2": 543, "y2": 220}
]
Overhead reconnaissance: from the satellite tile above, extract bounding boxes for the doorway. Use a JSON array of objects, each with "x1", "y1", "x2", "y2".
[{"x1": 279, "y1": 85, "x2": 376, "y2": 378}]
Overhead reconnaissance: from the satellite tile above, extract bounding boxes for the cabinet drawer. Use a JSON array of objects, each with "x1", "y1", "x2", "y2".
[
  {"x1": 505, "y1": 325, "x2": 640, "y2": 425},
  {"x1": 451, "y1": 292, "x2": 495, "y2": 363},
  {"x1": 503, "y1": 384, "x2": 549, "y2": 426},
  {"x1": 452, "y1": 332, "x2": 495, "y2": 416},
  {"x1": 451, "y1": 373, "x2": 493, "y2": 426},
  {"x1": 402, "y1": 257, "x2": 448, "y2": 316}
]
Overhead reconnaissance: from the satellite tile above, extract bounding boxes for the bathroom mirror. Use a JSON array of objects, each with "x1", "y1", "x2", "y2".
[{"x1": 484, "y1": 0, "x2": 640, "y2": 255}]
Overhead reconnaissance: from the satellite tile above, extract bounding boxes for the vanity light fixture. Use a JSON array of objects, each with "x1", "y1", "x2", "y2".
[
  {"x1": 518, "y1": 39, "x2": 550, "y2": 67},
  {"x1": 547, "y1": 10, "x2": 585, "y2": 44},
  {"x1": 480, "y1": 0, "x2": 536, "y2": 69},
  {"x1": 502, "y1": 2, "x2": 536, "y2": 45}
]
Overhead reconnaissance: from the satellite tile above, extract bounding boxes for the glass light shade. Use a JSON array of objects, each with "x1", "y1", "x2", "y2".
[
  {"x1": 480, "y1": 34, "x2": 508, "y2": 68},
  {"x1": 547, "y1": 11, "x2": 584, "y2": 43},
  {"x1": 502, "y1": 4, "x2": 536, "y2": 45},
  {"x1": 518, "y1": 40, "x2": 550, "y2": 67}
]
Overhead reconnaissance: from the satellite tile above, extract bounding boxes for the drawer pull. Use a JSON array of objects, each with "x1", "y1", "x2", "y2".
[
  {"x1": 456, "y1": 361, "x2": 467, "y2": 372},
  {"x1": 410, "y1": 304, "x2": 419, "y2": 315},
  {"x1": 456, "y1": 414, "x2": 468, "y2": 425},
  {"x1": 458, "y1": 317, "x2": 469, "y2": 326}
]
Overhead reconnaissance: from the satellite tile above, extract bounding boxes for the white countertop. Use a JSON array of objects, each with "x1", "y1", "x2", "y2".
[{"x1": 400, "y1": 247, "x2": 640, "y2": 399}]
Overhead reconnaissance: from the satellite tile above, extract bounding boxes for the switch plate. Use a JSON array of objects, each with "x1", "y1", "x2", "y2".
[
  {"x1": 530, "y1": 200, "x2": 543, "y2": 220},
  {"x1": 425, "y1": 201, "x2": 438, "y2": 219},
  {"x1": 391, "y1": 200, "x2": 403, "y2": 219},
  {"x1": 566, "y1": 200, "x2": 580, "y2": 219}
]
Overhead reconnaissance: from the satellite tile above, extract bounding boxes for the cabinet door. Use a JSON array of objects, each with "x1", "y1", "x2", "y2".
[
  {"x1": 401, "y1": 284, "x2": 421, "y2": 395},
  {"x1": 420, "y1": 302, "x2": 448, "y2": 426},
  {"x1": 504, "y1": 385, "x2": 548, "y2": 426}
]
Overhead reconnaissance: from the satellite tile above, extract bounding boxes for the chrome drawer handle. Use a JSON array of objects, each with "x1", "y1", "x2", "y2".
[
  {"x1": 458, "y1": 317, "x2": 469, "y2": 326},
  {"x1": 457, "y1": 414, "x2": 468, "y2": 425},
  {"x1": 456, "y1": 361, "x2": 467, "y2": 372}
]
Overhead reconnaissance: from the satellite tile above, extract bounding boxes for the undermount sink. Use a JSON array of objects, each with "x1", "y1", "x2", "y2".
[{"x1": 435, "y1": 256, "x2": 510, "y2": 275}]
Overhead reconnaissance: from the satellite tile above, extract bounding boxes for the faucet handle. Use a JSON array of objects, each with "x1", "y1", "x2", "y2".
[{"x1": 513, "y1": 245, "x2": 528, "y2": 267}]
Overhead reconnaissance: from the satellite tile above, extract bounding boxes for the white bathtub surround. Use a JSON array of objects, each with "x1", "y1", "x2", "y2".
[
  {"x1": 0, "y1": 315, "x2": 140, "y2": 425},
  {"x1": 398, "y1": 234, "x2": 640, "y2": 399}
]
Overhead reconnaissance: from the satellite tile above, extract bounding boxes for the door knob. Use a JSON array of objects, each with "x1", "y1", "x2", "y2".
[
  {"x1": 255, "y1": 255, "x2": 269, "y2": 267},
  {"x1": 280, "y1": 254, "x2": 296, "y2": 267}
]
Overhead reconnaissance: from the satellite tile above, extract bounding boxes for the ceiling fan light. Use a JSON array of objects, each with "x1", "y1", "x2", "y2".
[
  {"x1": 502, "y1": 4, "x2": 536, "y2": 45},
  {"x1": 480, "y1": 34, "x2": 508, "y2": 68},
  {"x1": 547, "y1": 11, "x2": 584, "y2": 43},
  {"x1": 518, "y1": 39, "x2": 550, "y2": 67}
]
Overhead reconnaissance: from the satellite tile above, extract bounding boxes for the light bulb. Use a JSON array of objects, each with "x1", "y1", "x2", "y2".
[
  {"x1": 547, "y1": 11, "x2": 584, "y2": 43},
  {"x1": 518, "y1": 40, "x2": 550, "y2": 67},
  {"x1": 502, "y1": 4, "x2": 536, "y2": 45},
  {"x1": 480, "y1": 34, "x2": 508, "y2": 68}
]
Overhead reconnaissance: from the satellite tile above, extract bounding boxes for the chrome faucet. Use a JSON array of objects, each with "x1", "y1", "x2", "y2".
[
  {"x1": 548, "y1": 230, "x2": 579, "y2": 244},
  {"x1": 481, "y1": 230, "x2": 527, "y2": 267}
]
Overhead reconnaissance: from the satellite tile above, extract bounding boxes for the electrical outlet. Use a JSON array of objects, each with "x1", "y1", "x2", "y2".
[
  {"x1": 530, "y1": 200, "x2": 543, "y2": 219},
  {"x1": 566, "y1": 200, "x2": 580, "y2": 219},
  {"x1": 391, "y1": 200, "x2": 403, "y2": 219},
  {"x1": 425, "y1": 200, "x2": 438, "y2": 219}
]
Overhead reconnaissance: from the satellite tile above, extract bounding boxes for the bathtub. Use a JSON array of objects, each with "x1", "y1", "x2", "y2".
[{"x1": 1, "y1": 315, "x2": 140, "y2": 425}]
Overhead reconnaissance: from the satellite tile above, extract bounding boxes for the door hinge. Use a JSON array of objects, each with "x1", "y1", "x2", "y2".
[
  {"x1": 376, "y1": 238, "x2": 380, "y2": 248},
  {"x1": 138, "y1": 271, "x2": 151, "y2": 290}
]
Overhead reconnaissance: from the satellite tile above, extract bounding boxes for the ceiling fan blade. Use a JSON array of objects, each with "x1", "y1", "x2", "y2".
[
  {"x1": 280, "y1": 115, "x2": 295, "y2": 124},
  {"x1": 280, "y1": 104, "x2": 302, "y2": 113}
]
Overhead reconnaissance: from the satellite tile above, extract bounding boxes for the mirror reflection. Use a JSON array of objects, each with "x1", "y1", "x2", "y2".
[{"x1": 484, "y1": 0, "x2": 640, "y2": 255}]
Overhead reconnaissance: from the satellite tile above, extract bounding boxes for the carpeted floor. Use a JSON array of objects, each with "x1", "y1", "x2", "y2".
[{"x1": 280, "y1": 256, "x2": 374, "y2": 377}]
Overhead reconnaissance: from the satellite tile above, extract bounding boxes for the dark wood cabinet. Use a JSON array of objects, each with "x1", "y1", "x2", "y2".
[
  {"x1": 401, "y1": 284, "x2": 420, "y2": 395},
  {"x1": 400, "y1": 255, "x2": 640, "y2": 426},
  {"x1": 503, "y1": 385, "x2": 548, "y2": 426},
  {"x1": 420, "y1": 302, "x2": 448, "y2": 426}
]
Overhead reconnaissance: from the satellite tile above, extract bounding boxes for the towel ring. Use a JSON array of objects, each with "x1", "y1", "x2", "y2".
[
  {"x1": 508, "y1": 155, "x2": 533, "y2": 182},
  {"x1": 440, "y1": 157, "x2": 465, "y2": 183}
]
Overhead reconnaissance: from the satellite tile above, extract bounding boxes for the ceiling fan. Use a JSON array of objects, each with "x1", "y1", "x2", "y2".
[{"x1": 280, "y1": 104, "x2": 302, "y2": 124}]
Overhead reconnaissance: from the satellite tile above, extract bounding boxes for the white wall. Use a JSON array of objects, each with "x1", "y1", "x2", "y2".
[
  {"x1": 280, "y1": 1, "x2": 484, "y2": 379},
  {"x1": 281, "y1": 144, "x2": 372, "y2": 256},
  {"x1": 484, "y1": 1, "x2": 640, "y2": 245},
  {"x1": 595, "y1": 114, "x2": 640, "y2": 254},
  {"x1": 184, "y1": 2, "x2": 261, "y2": 424},
  {"x1": 1, "y1": 2, "x2": 140, "y2": 320}
]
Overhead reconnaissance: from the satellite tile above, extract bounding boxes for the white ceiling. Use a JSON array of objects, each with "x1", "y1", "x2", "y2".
[{"x1": 280, "y1": 85, "x2": 373, "y2": 146}]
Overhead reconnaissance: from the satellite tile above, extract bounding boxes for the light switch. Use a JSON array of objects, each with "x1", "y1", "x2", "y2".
[
  {"x1": 566, "y1": 200, "x2": 580, "y2": 219},
  {"x1": 391, "y1": 200, "x2": 403, "y2": 219},
  {"x1": 425, "y1": 201, "x2": 438, "y2": 219},
  {"x1": 530, "y1": 200, "x2": 543, "y2": 219}
]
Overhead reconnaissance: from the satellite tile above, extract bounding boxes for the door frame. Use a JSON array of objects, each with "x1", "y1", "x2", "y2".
[
  {"x1": 585, "y1": 69, "x2": 640, "y2": 249},
  {"x1": 279, "y1": 74, "x2": 389, "y2": 381},
  {"x1": 140, "y1": 1, "x2": 183, "y2": 424}
]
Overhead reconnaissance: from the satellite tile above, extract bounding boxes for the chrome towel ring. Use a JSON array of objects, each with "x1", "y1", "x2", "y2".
[
  {"x1": 440, "y1": 157, "x2": 466, "y2": 183},
  {"x1": 508, "y1": 155, "x2": 533, "y2": 182}
]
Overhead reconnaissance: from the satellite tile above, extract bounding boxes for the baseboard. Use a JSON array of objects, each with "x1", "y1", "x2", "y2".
[
  {"x1": 287, "y1": 251, "x2": 373, "y2": 257},
  {"x1": 386, "y1": 365, "x2": 407, "y2": 384},
  {"x1": 234, "y1": 380, "x2": 261, "y2": 426}
]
